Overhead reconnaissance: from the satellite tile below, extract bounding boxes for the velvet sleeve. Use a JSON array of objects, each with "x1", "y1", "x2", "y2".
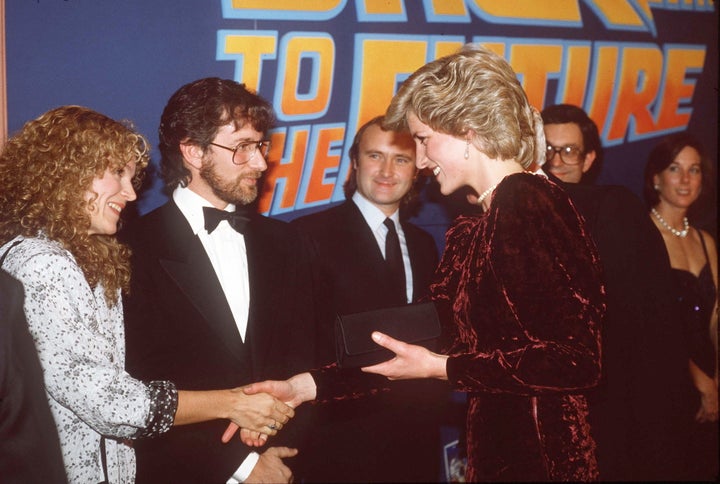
[
  {"x1": 446, "y1": 175, "x2": 605, "y2": 395},
  {"x1": 310, "y1": 363, "x2": 390, "y2": 404}
]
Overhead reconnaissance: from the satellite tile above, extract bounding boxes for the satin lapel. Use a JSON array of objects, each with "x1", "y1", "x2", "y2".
[
  {"x1": 242, "y1": 217, "x2": 281, "y2": 371},
  {"x1": 157, "y1": 204, "x2": 245, "y2": 357}
]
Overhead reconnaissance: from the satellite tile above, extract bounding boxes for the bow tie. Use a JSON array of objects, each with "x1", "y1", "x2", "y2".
[{"x1": 203, "y1": 206, "x2": 252, "y2": 234}]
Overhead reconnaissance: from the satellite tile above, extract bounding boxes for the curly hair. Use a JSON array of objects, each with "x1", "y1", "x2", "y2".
[
  {"x1": 0, "y1": 105, "x2": 150, "y2": 305},
  {"x1": 158, "y1": 77, "x2": 275, "y2": 192},
  {"x1": 384, "y1": 44, "x2": 540, "y2": 169}
]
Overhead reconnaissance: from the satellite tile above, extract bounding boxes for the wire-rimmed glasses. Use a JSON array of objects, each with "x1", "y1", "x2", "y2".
[{"x1": 209, "y1": 140, "x2": 271, "y2": 165}]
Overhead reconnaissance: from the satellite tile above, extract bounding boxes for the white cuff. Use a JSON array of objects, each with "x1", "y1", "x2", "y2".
[{"x1": 226, "y1": 451, "x2": 260, "y2": 484}]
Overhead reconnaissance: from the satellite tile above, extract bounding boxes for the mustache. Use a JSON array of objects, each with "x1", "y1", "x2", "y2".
[{"x1": 243, "y1": 171, "x2": 264, "y2": 180}]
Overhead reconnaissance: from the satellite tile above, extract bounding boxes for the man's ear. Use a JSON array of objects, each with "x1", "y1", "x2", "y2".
[
  {"x1": 581, "y1": 150, "x2": 596, "y2": 174},
  {"x1": 180, "y1": 142, "x2": 204, "y2": 170}
]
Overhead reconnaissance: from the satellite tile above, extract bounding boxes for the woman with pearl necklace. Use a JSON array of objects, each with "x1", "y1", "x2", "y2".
[{"x1": 643, "y1": 131, "x2": 718, "y2": 480}]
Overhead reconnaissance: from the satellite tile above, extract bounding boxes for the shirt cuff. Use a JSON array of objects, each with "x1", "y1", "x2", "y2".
[{"x1": 226, "y1": 452, "x2": 260, "y2": 484}]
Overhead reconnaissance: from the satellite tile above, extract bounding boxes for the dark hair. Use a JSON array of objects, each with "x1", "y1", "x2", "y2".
[
  {"x1": 541, "y1": 104, "x2": 603, "y2": 183},
  {"x1": 341, "y1": 116, "x2": 422, "y2": 214},
  {"x1": 158, "y1": 77, "x2": 275, "y2": 191},
  {"x1": 643, "y1": 132, "x2": 713, "y2": 211}
]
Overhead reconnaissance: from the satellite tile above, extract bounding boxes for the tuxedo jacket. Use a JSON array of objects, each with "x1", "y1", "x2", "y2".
[
  {"x1": 548, "y1": 174, "x2": 688, "y2": 480},
  {"x1": 290, "y1": 200, "x2": 445, "y2": 482},
  {"x1": 122, "y1": 201, "x2": 319, "y2": 484}
]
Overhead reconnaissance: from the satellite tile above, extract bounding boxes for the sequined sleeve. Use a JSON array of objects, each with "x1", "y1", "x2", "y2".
[{"x1": 136, "y1": 380, "x2": 178, "y2": 438}]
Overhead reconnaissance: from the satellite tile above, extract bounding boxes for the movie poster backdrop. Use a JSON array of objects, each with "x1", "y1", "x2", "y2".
[{"x1": 5, "y1": 1, "x2": 717, "y2": 243}]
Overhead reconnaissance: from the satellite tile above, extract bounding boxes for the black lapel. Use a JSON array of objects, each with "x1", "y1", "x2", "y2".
[
  {"x1": 157, "y1": 203, "x2": 245, "y2": 357},
  {"x1": 242, "y1": 215, "x2": 284, "y2": 371},
  {"x1": 343, "y1": 202, "x2": 386, "y2": 265}
]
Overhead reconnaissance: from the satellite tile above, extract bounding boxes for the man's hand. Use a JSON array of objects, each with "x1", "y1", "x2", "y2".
[
  {"x1": 244, "y1": 446, "x2": 298, "y2": 483},
  {"x1": 221, "y1": 426, "x2": 269, "y2": 446},
  {"x1": 224, "y1": 388, "x2": 294, "y2": 435},
  {"x1": 222, "y1": 373, "x2": 316, "y2": 444}
]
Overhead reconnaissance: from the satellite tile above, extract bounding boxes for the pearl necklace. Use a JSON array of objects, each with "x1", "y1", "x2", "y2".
[
  {"x1": 651, "y1": 208, "x2": 689, "y2": 238},
  {"x1": 476, "y1": 183, "x2": 500, "y2": 206}
]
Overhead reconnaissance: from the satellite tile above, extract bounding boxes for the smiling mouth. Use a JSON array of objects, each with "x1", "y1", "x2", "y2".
[
  {"x1": 432, "y1": 166, "x2": 441, "y2": 176},
  {"x1": 108, "y1": 202, "x2": 124, "y2": 214}
]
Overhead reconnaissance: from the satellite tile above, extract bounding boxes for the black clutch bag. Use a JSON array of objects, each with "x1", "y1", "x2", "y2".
[{"x1": 334, "y1": 302, "x2": 441, "y2": 368}]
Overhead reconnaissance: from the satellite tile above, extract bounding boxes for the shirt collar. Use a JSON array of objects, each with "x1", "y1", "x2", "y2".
[
  {"x1": 351, "y1": 191, "x2": 400, "y2": 232},
  {"x1": 173, "y1": 186, "x2": 237, "y2": 235}
]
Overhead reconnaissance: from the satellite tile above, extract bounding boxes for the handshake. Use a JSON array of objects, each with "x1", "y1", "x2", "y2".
[
  {"x1": 219, "y1": 330, "x2": 435, "y2": 446},
  {"x1": 220, "y1": 372, "x2": 317, "y2": 447}
]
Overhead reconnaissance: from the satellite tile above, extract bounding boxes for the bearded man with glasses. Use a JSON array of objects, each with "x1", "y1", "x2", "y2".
[
  {"x1": 121, "y1": 77, "x2": 319, "y2": 484},
  {"x1": 539, "y1": 104, "x2": 689, "y2": 480}
]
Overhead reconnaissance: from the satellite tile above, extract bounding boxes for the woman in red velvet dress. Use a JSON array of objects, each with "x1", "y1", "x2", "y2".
[{"x1": 242, "y1": 45, "x2": 606, "y2": 482}]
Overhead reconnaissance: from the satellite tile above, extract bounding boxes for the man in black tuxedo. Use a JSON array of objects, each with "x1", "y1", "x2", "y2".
[
  {"x1": 0, "y1": 269, "x2": 67, "y2": 483},
  {"x1": 542, "y1": 104, "x2": 688, "y2": 480},
  {"x1": 122, "y1": 78, "x2": 318, "y2": 483},
  {"x1": 290, "y1": 116, "x2": 445, "y2": 482}
]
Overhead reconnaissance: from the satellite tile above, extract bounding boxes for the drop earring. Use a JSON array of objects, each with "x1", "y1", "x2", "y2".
[
  {"x1": 654, "y1": 184, "x2": 660, "y2": 191},
  {"x1": 464, "y1": 139, "x2": 470, "y2": 159}
]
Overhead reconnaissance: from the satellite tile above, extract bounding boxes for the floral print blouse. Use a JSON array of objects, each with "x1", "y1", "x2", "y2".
[{"x1": 0, "y1": 236, "x2": 176, "y2": 483}]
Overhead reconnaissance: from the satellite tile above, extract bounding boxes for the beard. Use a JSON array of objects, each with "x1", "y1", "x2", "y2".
[{"x1": 199, "y1": 159, "x2": 260, "y2": 206}]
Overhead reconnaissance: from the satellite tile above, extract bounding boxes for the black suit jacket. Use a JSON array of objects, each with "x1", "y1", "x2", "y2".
[
  {"x1": 293, "y1": 201, "x2": 439, "y2": 357},
  {"x1": 122, "y1": 201, "x2": 319, "y2": 483},
  {"x1": 0, "y1": 269, "x2": 67, "y2": 484},
  {"x1": 291, "y1": 200, "x2": 445, "y2": 482},
  {"x1": 547, "y1": 174, "x2": 688, "y2": 480}
]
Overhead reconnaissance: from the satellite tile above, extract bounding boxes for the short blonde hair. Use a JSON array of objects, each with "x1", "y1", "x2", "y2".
[
  {"x1": 0, "y1": 105, "x2": 150, "y2": 304},
  {"x1": 384, "y1": 44, "x2": 541, "y2": 169}
]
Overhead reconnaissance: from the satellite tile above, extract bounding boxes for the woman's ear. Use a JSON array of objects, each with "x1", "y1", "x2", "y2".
[{"x1": 652, "y1": 173, "x2": 661, "y2": 190}]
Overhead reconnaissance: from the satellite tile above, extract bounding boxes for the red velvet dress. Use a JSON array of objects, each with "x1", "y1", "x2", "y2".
[
  {"x1": 434, "y1": 173, "x2": 605, "y2": 481},
  {"x1": 312, "y1": 173, "x2": 605, "y2": 481}
]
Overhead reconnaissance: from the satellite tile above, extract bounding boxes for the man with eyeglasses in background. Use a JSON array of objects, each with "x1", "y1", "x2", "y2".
[
  {"x1": 540, "y1": 104, "x2": 688, "y2": 480},
  {"x1": 122, "y1": 77, "x2": 320, "y2": 484},
  {"x1": 542, "y1": 103, "x2": 602, "y2": 184}
]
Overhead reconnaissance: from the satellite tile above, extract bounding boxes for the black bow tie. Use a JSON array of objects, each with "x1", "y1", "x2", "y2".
[{"x1": 203, "y1": 206, "x2": 252, "y2": 234}]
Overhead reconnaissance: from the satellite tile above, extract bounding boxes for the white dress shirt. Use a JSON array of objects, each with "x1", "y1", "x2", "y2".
[
  {"x1": 173, "y1": 186, "x2": 257, "y2": 482},
  {"x1": 173, "y1": 186, "x2": 250, "y2": 341}
]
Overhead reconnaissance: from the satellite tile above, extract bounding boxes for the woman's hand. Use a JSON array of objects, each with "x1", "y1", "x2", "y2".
[
  {"x1": 222, "y1": 373, "x2": 317, "y2": 444},
  {"x1": 695, "y1": 383, "x2": 719, "y2": 423},
  {"x1": 361, "y1": 331, "x2": 449, "y2": 380},
  {"x1": 223, "y1": 388, "x2": 294, "y2": 435}
]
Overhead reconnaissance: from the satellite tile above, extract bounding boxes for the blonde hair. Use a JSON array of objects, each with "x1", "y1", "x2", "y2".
[
  {"x1": 0, "y1": 105, "x2": 149, "y2": 304},
  {"x1": 384, "y1": 44, "x2": 541, "y2": 169}
]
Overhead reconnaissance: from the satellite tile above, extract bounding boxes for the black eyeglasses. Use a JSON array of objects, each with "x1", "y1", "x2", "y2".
[
  {"x1": 209, "y1": 140, "x2": 271, "y2": 165},
  {"x1": 546, "y1": 144, "x2": 584, "y2": 165}
]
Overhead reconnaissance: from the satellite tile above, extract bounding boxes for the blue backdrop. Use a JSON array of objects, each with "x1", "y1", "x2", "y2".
[{"x1": 6, "y1": 1, "x2": 717, "y2": 247}]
